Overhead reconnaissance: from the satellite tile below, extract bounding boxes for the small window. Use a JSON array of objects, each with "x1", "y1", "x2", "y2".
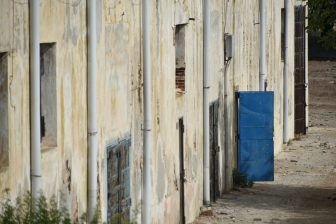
[
  {"x1": 107, "y1": 139, "x2": 131, "y2": 222},
  {"x1": 0, "y1": 52, "x2": 9, "y2": 171},
  {"x1": 40, "y1": 43, "x2": 57, "y2": 148},
  {"x1": 281, "y1": 8, "x2": 285, "y2": 61},
  {"x1": 175, "y1": 24, "x2": 186, "y2": 92}
]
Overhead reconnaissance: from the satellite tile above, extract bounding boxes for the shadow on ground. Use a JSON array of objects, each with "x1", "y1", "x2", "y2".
[{"x1": 195, "y1": 184, "x2": 336, "y2": 224}]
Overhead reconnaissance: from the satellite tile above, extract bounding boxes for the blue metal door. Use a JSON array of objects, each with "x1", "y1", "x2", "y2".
[{"x1": 237, "y1": 91, "x2": 274, "y2": 181}]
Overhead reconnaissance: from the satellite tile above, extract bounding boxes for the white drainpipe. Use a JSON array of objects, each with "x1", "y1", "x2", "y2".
[
  {"x1": 87, "y1": 0, "x2": 98, "y2": 221},
  {"x1": 29, "y1": 0, "x2": 42, "y2": 200},
  {"x1": 259, "y1": 0, "x2": 267, "y2": 91},
  {"x1": 142, "y1": 0, "x2": 152, "y2": 223},
  {"x1": 203, "y1": 0, "x2": 210, "y2": 206},
  {"x1": 283, "y1": 0, "x2": 289, "y2": 143}
]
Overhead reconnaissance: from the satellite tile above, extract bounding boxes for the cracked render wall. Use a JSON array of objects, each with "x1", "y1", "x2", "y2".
[
  {"x1": 0, "y1": 0, "x2": 303, "y2": 223},
  {"x1": 0, "y1": 0, "x2": 31, "y2": 200},
  {"x1": 206, "y1": 0, "x2": 298, "y2": 196}
]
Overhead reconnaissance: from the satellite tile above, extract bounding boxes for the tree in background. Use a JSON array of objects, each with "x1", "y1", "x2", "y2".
[{"x1": 308, "y1": 0, "x2": 336, "y2": 49}]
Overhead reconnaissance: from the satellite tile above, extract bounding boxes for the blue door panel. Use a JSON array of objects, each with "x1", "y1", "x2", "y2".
[
  {"x1": 239, "y1": 140, "x2": 273, "y2": 161},
  {"x1": 237, "y1": 91, "x2": 274, "y2": 182},
  {"x1": 239, "y1": 114, "x2": 271, "y2": 127},
  {"x1": 239, "y1": 94, "x2": 274, "y2": 114},
  {"x1": 239, "y1": 127, "x2": 273, "y2": 140},
  {"x1": 239, "y1": 159, "x2": 274, "y2": 181}
]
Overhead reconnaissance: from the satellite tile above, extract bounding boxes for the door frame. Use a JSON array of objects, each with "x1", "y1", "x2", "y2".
[
  {"x1": 294, "y1": 5, "x2": 307, "y2": 135},
  {"x1": 178, "y1": 118, "x2": 186, "y2": 224},
  {"x1": 209, "y1": 101, "x2": 219, "y2": 202}
]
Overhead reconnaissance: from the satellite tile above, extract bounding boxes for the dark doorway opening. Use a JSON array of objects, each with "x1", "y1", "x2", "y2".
[
  {"x1": 179, "y1": 118, "x2": 186, "y2": 224},
  {"x1": 294, "y1": 6, "x2": 307, "y2": 135},
  {"x1": 210, "y1": 101, "x2": 220, "y2": 202}
]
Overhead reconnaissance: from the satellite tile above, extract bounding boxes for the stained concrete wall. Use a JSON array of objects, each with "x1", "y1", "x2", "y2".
[
  {"x1": 39, "y1": 1, "x2": 88, "y2": 217},
  {"x1": 0, "y1": 0, "x2": 303, "y2": 223},
  {"x1": 96, "y1": 0, "x2": 142, "y2": 221},
  {"x1": 0, "y1": 0, "x2": 30, "y2": 199},
  {"x1": 0, "y1": 0, "x2": 89, "y2": 217},
  {"x1": 208, "y1": 0, "x2": 297, "y2": 193}
]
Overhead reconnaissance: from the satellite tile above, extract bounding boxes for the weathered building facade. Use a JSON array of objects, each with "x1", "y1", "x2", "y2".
[{"x1": 0, "y1": 0, "x2": 308, "y2": 223}]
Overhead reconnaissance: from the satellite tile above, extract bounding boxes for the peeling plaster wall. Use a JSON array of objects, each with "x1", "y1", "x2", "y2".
[
  {"x1": 0, "y1": 0, "x2": 303, "y2": 223},
  {"x1": 211, "y1": 0, "x2": 297, "y2": 192},
  {"x1": 0, "y1": 0, "x2": 88, "y2": 217},
  {"x1": 208, "y1": 0, "x2": 225, "y2": 195},
  {"x1": 96, "y1": 0, "x2": 142, "y2": 221},
  {"x1": 0, "y1": 0, "x2": 30, "y2": 199},
  {"x1": 148, "y1": 1, "x2": 204, "y2": 223},
  {"x1": 97, "y1": 0, "x2": 299, "y2": 222},
  {"x1": 39, "y1": 0, "x2": 88, "y2": 217}
]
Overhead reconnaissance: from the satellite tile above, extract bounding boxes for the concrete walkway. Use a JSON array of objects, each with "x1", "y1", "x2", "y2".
[{"x1": 194, "y1": 61, "x2": 336, "y2": 224}]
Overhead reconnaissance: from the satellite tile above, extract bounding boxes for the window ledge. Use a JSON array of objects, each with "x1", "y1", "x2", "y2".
[
  {"x1": 176, "y1": 89, "x2": 185, "y2": 96},
  {"x1": 41, "y1": 141, "x2": 57, "y2": 152}
]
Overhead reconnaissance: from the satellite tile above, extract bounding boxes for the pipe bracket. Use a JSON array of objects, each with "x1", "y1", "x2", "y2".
[
  {"x1": 88, "y1": 131, "x2": 98, "y2": 136},
  {"x1": 31, "y1": 174, "x2": 42, "y2": 178}
]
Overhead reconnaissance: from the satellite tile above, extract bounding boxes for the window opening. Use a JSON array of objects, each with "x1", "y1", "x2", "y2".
[
  {"x1": 175, "y1": 24, "x2": 186, "y2": 92},
  {"x1": 281, "y1": 8, "x2": 285, "y2": 61},
  {"x1": 40, "y1": 43, "x2": 57, "y2": 148}
]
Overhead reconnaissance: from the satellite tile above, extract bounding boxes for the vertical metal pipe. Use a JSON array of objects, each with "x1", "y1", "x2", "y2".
[
  {"x1": 283, "y1": 0, "x2": 289, "y2": 143},
  {"x1": 259, "y1": 0, "x2": 267, "y2": 91},
  {"x1": 87, "y1": 0, "x2": 98, "y2": 221},
  {"x1": 203, "y1": 0, "x2": 210, "y2": 206},
  {"x1": 142, "y1": 0, "x2": 152, "y2": 223},
  {"x1": 29, "y1": 0, "x2": 42, "y2": 200}
]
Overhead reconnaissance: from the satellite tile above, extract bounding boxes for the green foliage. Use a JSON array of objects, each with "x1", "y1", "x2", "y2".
[
  {"x1": 0, "y1": 190, "x2": 137, "y2": 224},
  {"x1": 0, "y1": 190, "x2": 71, "y2": 224},
  {"x1": 232, "y1": 169, "x2": 253, "y2": 188},
  {"x1": 308, "y1": 0, "x2": 336, "y2": 49},
  {"x1": 110, "y1": 213, "x2": 134, "y2": 224},
  {"x1": 79, "y1": 207, "x2": 103, "y2": 224}
]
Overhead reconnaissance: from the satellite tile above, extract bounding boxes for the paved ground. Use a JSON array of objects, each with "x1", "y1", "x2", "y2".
[{"x1": 194, "y1": 61, "x2": 336, "y2": 224}]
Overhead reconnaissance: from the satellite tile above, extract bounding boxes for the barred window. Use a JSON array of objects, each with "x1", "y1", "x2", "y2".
[{"x1": 107, "y1": 139, "x2": 131, "y2": 222}]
